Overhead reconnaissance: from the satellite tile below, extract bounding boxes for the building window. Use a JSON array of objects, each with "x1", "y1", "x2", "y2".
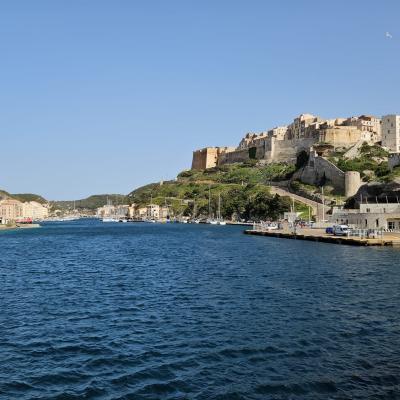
[{"x1": 388, "y1": 221, "x2": 395, "y2": 230}]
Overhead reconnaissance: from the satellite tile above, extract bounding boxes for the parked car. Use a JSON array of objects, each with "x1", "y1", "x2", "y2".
[
  {"x1": 325, "y1": 227, "x2": 334, "y2": 234},
  {"x1": 333, "y1": 224, "x2": 350, "y2": 236}
]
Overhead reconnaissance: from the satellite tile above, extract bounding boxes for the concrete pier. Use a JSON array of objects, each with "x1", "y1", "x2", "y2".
[{"x1": 244, "y1": 228, "x2": 400, "y2": 247}]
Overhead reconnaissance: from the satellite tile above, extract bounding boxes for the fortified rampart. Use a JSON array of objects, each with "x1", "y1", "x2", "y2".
[
  {"x1": 345, "y1": 171, "x2": 362, "y2": 197},
  {"x1": 191, "y1": 147, "x2": 236, "y2": 170},
  {"x1": 388, "y1": 153, "x2": 400, "y2": 171},
  {"x1": 217, "y1": 137, "x2": 318, "y2": 166},
  {"x1": 269, "y1": 138, "x2": 317, "y2": 163},
  {"x1": 191, "y1": 113, "x2": 381, "y2": 171},
  {"x1": 318, "y1": 126, "x2": 366, "y2": 147},
  {"x1": 190, "y1": 112, "x2": 383, "y2": 197},
  {"x1": 297, "y1": 150, "x2": 361, "y2": 196}
]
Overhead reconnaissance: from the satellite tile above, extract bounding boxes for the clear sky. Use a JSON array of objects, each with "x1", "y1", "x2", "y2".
[{"x1": 1, "y1": 0, "x2": 399, "y2": 200}]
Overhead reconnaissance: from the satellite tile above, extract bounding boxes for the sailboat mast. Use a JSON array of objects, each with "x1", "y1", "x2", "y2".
[
  {"x1": 208, "y1": 185, "x2": 211, "y2": 218},
  {"x1": 218, "y1": 194, "x2": 221, "y2": 220}
]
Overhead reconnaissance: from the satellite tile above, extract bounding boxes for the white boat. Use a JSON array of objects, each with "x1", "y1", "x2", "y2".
[
  {"x1": 62, "y1": 215, "x2": 80, "y2": 221},
  {"x1": 263, "y1": 223, "x2": 278, "y2": 230},
  {"x1": 102, "y1": 217, "x2": 119, "y2": 223},
  {"x1": 216, "y1": 194, "x2": 227, "y2": 225}
]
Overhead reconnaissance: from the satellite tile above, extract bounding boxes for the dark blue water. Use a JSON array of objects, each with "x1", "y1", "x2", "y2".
[{"x1": 1, "y1": 220, "x2": 400, "y2": 399}]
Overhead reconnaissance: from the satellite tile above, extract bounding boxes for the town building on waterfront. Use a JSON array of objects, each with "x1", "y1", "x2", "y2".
[
  {"x1": 330, "y1": 203, "x2": 400, "y2": 231},
  {"x1": 22, "y1": 201, "x2": 49, "y2": 220},
  {"x1": 146, "y1": 204, "x2": 160, "y2": 219},
  {"x1": 137, "y1": 207, "x2": 147, "y2": 218},
  {"x1": 96, "y1": 203, "x2": 129, "y2": 219},
  {"x1": 159, "y1": 206, "x2": 170, "y2": 221},
  {"x1": 0, "y1": 199, "x2": 23, "y2": 223}
]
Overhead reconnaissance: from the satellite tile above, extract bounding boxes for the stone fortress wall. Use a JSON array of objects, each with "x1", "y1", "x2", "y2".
[
  {"x1": 388, "y1": 153, "x2": 400, "y2": 171},
  {"x1": 191, "y1": 113, "x2": 381, "y2": 196},
  {"x1": 192, "y1": 113, "x2": 381, "y2": 170},
  {"x1": 296, "y1": 150, "x2": 361, "y2": 197},
  {"x1": 191, "y1": 147, "x2": 236, "y2": 170}
]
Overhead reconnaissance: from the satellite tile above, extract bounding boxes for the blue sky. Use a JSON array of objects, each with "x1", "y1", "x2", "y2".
[{"x1": 1, "y1": 0, "x2": 399, "y2": 200}]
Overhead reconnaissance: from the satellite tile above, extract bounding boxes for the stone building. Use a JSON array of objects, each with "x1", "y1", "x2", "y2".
[
  {"x1": 286, "y1": 114, "x2": 323, "y2": 140},
  {"x1": 191, "y1": 147, "x2": 235, "y2": 170},
  {"x1": 159, "y1": 206, "x2": 170, "y2": 220},
  {"x1": 128, "y1": 204, "x2": 136, "y2": 218},
  {"x1": 382, "y1": 114, "x2": 400, "y2": 153},
  {"x1": 191, "y1": 112, "x2": 389, "y2": 174},
  {"x1": 137, "y1": 207, "x2": 147, "y2": 218},
  {"x1": 238, "y1": 133, "x2": 259, "y2": 149},
  {"x1": 344, "y1": 115, "x2": 382, "y2": 143},
  {"x1": 317, "y1": 124, "x2": 365, "y2": 147},
  {"x1": 268, "y1": 126, "x2": 288, "y2": 140}
]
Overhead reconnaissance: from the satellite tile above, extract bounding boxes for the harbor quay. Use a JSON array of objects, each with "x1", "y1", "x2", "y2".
[
  {"x1": 244, "y1": 225, "x2": 400, "y2": 247},
  {"x1": 0, "y1": 223, "x2": 41, "y2": 231}
]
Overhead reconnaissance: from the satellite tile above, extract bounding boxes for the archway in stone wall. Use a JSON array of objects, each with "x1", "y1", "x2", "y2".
[{"x1": 296, "y1": 150, "x2": 309, "y2": 169}]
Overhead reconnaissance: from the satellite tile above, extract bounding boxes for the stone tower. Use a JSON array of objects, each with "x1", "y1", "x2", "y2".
[{"x1": 344, "y1": 171, "x2": 361, "y2": 198}]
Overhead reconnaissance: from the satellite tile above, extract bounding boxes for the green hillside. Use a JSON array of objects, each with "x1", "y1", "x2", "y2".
[
  {"x1": 0, "y1": 189, "x2": 12, "y2": 200},
  {"x1": 53, "y1": 194, "x2": 129, "y2": 210},
  {"x1": 328, "y1": 143, "x2": 395, "y2": 182},
  {"x1": 12, "y1": 193, "x2": 48, "y2": 204},
  {"x1": 0, "y1": 189, "x2": 47, "y2": 204},
  {"x1": 129, "y1": 163, "x2": 299, "y2": 221}
]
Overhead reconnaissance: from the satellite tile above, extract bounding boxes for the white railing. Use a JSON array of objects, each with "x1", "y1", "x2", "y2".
[
  {"x1": 348, "y1": 229, "x2": 384, "y2": 239},
  {"x1": 252, "y1": 222, "x2": 281, "y2": 232}
]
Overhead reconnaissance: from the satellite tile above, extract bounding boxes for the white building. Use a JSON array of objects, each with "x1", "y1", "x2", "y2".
[
  {"x1": 22, "y1": 201, "x2": 49, "y2": 220},
  {"x1": 146, "y1": 204, "x2": 160, "y2": 219},
  {"x1": 382, "y1": 114, "x2": 400, "y2": 153},
  {"x1": 330, "y1": 203, "x2": 400, "y2": 230},
  {"x1": 96, "y1": 204, "x2": 129, "y2": 218},
  {"x1": 0, "y1": 199, "x2": 23, "y2": 223}
]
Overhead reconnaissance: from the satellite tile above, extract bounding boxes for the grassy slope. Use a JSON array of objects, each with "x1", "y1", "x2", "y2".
[
  {"x1": 328, "y1": 143, "x2": 393, "y2": 182},
  {"x1": 129, "y1": 163, "x2": 306, "y2": 220}
]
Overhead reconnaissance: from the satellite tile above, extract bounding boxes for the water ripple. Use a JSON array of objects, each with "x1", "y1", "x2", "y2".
[{"x1": 1, "y1": 220, "x2": 400, "y2": 399}]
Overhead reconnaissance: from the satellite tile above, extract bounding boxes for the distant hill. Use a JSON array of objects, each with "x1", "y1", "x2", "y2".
[
  {"x1": 11, "y1": 193, "x2": 48, "y2": 204},
  {"x1": 0, "y1": 189, "x2": 47, "y2": 204},
  {"x1": 0, "y1": 189, "x2": 12, "y2": 200},
  {"x1": 53, "y1": 194, "x2": 129, "y2": 210},
  {"x1": 1, "y1": 188, "x2": 129, "y2": 211}
]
